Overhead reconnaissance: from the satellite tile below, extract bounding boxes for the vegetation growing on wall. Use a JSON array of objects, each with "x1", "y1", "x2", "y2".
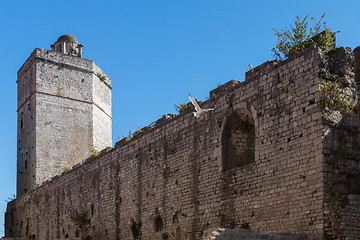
[
  {"x1": 69, "y1": 210, "x2": 91, "y2": 240},
  {"x1": 133, "y1": 125, "x2": 152, "y2": 138},
  {"x1": 165, "y1": 143, "x2": 176, "y2": 155},
  {"x1": 90, "y1": 146, "x2": 113, "y2": 159},
  {"x1": 130, "y1": 124, "x2": 155, "y2": 139},
  {"x1": 272, "y1": 13, "x2": 337, "y2": 60},
  {"x1": 318, "y1": 80, "x2": 353, "y2": 114},
  {"x1": 96, "y1": 73, "x2": 107, "y2": 82},
  {"x1": 174, "y1": 102, "x2": 191, "y2": 113}
]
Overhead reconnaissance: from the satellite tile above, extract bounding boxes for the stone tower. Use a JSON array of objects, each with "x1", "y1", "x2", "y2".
[{"x1": 17, "y1": 34, "x2": 112, "y2": 196}]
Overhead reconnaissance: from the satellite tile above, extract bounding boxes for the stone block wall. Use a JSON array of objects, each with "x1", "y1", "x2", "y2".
[
  {"x1": 320, "y1": 47, "x2": 360, "y2": 239},
  {"x1": 17, "y1": 59, "x2": 37, "y2": 196},
  {"x1": 202, "y1": 228, "x2": 307, "y2": 240},
  {"x1": 16, "y1": 49, "x2": 112, "y2": 196},
  {"x1": 354, "y1": 46, "x2": 360, "y2": 81},
  {"x1": 92, "y1": 63, "x2": 112, "y2": 151},
  {"x1": 6, "y1": 46, "x2": 360, "y2": 240},
  {"x1": 342, "y1": 195, "x2": 360, "y2": 237}
]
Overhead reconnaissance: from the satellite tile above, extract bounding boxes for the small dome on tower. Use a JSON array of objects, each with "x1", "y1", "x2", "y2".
[
  {"x1": 51, "y1": 34, "x2": 83, "y2": 58},
  {"x1": 57, "y1": 34, "x2": 79, "y2": 43}
]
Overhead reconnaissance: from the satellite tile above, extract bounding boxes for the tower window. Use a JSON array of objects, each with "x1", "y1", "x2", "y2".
[
  {"x1": 221, "y1": 108, "x2": 255, "y2": 171},
  {"x1": 20, "y1": 112, "x2": 24, "y2": 129},
  {"x1": 24, "y1": 150, "x2": 28, "y2": 170}
]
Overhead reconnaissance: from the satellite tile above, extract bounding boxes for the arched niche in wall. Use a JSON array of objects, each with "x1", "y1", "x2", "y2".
[{"x1": 221, "y1": 108, "x2": 255, "y2": 171}]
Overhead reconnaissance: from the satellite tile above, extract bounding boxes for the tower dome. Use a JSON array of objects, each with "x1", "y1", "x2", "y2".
[
  {"x1": 51, "y1": 34, "x2": 83, "y2": 57},
  {"x1": 57, "y1": 34, "x2": 79, "y2": 43}
]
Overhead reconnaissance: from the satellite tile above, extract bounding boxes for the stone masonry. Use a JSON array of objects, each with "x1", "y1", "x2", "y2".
[
  {"x1": 16, "y1": 35, "x2": 112, "y2": 196},
  {"x1": 202, "y1": 228, "x2": 307, "y2": 240},
  {"x1": 5, "y1": 43, "x2": 360, "y2": 239}
]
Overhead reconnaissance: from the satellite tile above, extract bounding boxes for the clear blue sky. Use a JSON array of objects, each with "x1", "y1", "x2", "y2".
[{"x1": 0, "y1": 0, "x2": 359, "y2": 236}]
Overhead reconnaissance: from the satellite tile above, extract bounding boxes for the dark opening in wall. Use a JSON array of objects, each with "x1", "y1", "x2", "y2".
[
  {"x1": 221, "y1": 108, "x2": 255, "y2": 171},
  {"x1": 154, "y1": 214, "x2": 163, "y2": 232},
  {"x1": 20, "y1": 111, "x2": 24, "y2": 129},
  {"x1": 131, "y1": 218, "x2": 141, "y2": 239}
]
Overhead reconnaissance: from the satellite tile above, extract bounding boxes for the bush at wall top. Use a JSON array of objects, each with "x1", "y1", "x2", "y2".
[{"x1": 272, "y1": 13, "x2": 337, "y2": 60}]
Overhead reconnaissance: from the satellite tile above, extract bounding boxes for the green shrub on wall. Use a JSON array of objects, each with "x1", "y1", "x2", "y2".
[
  {"x1": 272, "y1": 13, "x2": 337, "y2": 60},
  {"x1": 318, "y1": 80, "x2": 353, "y2": 114},
  {"x1": 174, "y1": 102, "x2": 191, "y2": 113}
]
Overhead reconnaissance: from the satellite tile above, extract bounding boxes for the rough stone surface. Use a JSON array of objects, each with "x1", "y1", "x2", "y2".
[
  {"x1": 16, "y1": 48, "x2": 112, "y2": 196},
  {"x1": 353, "y1": 46, "x2": 360, "y2": 82},
  {"x1": 0, "y1": 238, "x2": 28, "y2": 240},
  {"x1": 320, "y1": 47, "x2": 360, "y2": 240},
  {"x1": 202, "y1": 228, "x2": 307, "y2": 240},
  {"x1": 6, "y1": 45, "x2": 360, "y2": 240}
]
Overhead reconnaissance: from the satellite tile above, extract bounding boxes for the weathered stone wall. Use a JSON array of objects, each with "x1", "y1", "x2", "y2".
[
  {"x1": 6, "y1": 46, "x2": 360, "y2": 240},
  {"x1": 35, "y1": 94, "x2": 93, "y2": 184},
  {"x1": 318, "y1": 47, "x2": 360, "y2": 239},
  {"x1": 202, "y1": 228, "x2": 307, "y2": 240},
  {"x1": 16, "y1": 49, "x2": 112, "y2": 196},
  {"x1": 17, "y1": 50, "x2": 37, "y2": 198},
  {"x1": 353, "y1": 46, "x2": 360, "y2": 81},
  {"x1": 92, "y1": 63, "x2": 112, "y2": 151},
  {"x1": 342, "y1": 195, "x2": 360, "y2": 237}
]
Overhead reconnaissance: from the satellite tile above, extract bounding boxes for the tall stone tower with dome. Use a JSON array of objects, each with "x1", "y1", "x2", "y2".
[{"x1": 16, "y1": 34, "x2": 112, "y2": 196}]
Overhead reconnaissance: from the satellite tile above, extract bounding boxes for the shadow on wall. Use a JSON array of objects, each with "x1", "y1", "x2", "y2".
[
  {"x1": 221, "y1": 108, "x2": 255, "y2": 171},
  {"x1": 321, "y1": 46, "x2": 360, "y2": 239}
]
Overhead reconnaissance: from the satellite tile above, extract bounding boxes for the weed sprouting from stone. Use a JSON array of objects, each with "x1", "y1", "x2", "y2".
[{"x1": 69, "y1": 210, "x2": 91, "y2": 240}]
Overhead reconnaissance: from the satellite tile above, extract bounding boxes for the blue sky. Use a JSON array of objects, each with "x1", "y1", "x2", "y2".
[{"x1": 0, "y1": 0, "x2": 359, "y2": 236}]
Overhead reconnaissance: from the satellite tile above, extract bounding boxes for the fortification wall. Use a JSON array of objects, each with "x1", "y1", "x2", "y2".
[
  {"x1": 311, "y1": 46, "x2": 360, "y2": 239},
  {"x1": 16, "y1": 48, "x2": 112, "y2": 196},
  {"x1": 16, "y1": 60, "x2": 37, "y2": 196},
  {"x1": 5, "y1": 46, "x2": 360, "y2": 240},
  {"x1": 92, "y1": 66, "x2": 112, "y2": 152}
]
